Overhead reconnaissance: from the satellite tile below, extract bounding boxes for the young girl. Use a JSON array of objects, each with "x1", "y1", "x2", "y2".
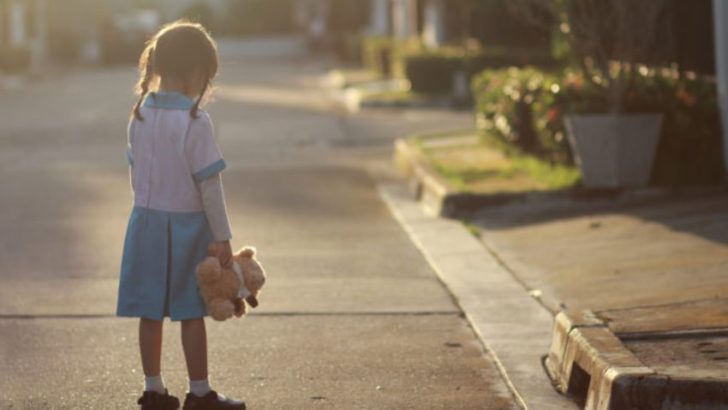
[{"x1": 117, "y1": 21, "x2": 245, "y2": 410}]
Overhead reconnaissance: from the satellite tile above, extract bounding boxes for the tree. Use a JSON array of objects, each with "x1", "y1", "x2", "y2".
[{"x1": 509, "y1": 0, "x2": 674, "y2": 112}]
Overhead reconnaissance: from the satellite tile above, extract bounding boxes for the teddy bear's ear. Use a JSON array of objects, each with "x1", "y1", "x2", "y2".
[{"x1": 238, "y1": 246, "x2": 256, "y2": 258}]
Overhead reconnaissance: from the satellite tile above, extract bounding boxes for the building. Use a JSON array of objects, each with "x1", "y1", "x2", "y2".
[{"x1": 0, "y1": 0, "x2": 48, "y2": 73}]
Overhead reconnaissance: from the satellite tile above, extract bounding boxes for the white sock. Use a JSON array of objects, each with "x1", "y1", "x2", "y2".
[
  {"x1": 189, "y1": 378, "x2": 212, "y2": 397},
  {"x1": 144, "y1": 375, "x2": 166, "y2": 394}
]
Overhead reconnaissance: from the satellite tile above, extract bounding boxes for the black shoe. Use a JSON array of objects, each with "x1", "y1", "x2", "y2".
[
  {"x1": 183, "y1": 390, "x2": 245, "y2": 410},
  {"x1": 137, "y1": 389, "x2": 180, "y2": 410}
]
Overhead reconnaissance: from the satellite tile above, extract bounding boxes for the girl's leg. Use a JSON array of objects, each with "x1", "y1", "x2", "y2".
[
  {"x1": 180, "y1": 318, "x2": 245, "y2": 408},
  {"x1": 181, "y1": 318, "x2": 208, "y2": 381},
  {"x1": 139, "y1": 318, "x2": 164, "y2": 376}
]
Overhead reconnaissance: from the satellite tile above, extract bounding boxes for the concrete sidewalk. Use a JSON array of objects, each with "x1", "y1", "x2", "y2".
[
  {"x1": 470, "y1": 191, "x2": 728, "y2": 329},
  {"x1": 468, "y1": 189, "x2": 728, "y2": 407},
  {"x1": 387, "y1": 144, "x2": 728, "y2": 407}
]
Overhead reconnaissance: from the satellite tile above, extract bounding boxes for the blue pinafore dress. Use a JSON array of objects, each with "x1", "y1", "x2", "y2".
[{"x1": 116, "y1": 91, "x2": 226, "y2": 321}]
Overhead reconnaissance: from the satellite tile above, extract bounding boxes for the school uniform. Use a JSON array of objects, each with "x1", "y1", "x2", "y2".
[{"x1": 117, "y1": 91, "x2": 231, "y2": 321}]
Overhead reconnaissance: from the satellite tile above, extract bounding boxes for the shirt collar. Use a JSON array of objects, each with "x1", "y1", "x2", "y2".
[{"x1": 143, "y1": 91, "x2": 195, "y2": 110}]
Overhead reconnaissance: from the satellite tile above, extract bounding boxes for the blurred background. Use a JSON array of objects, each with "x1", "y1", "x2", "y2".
[
  {"x1": 3, "y1": 1, "x2": 728, "y2": 409},
  {"x1": 0, "y1": 0, "x2": 714, "y2": 71},
  {"x1": 1, "y1": 0, "x2": 721, "y2": 188}
]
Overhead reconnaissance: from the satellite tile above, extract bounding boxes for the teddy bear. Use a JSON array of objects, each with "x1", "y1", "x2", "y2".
[{"x1": 195, "y1": 244, "x2": 267, "y2": 321}]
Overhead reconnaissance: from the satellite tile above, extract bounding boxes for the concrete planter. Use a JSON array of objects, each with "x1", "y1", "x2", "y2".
[{"x1": 565, "y1": 114, "x2": 663, "y2": 188}]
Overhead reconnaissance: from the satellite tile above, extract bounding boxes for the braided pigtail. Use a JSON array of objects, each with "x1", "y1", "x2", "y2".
[
  {"x1": 190, "y1": 78, "x2": 210, "y2": 119},
  {"x1": 132, "y1": 45, "x2": 156, "y2": 121}
]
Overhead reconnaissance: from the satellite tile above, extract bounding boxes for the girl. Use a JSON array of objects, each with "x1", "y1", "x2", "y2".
[{"x1": 117, "y1": 21, "x2": 245, "y2": 410}]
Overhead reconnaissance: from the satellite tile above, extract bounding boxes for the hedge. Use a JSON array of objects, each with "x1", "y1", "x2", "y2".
[
  {"x1": 406, "y1": 48, "x2": 556, "y2": 95},
  {"x1": 362, "y1": 36, "x2": 423, "y2": 78}
]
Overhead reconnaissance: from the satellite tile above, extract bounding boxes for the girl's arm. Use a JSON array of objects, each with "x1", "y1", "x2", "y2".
[
  {"x1": 198, "y1": 174, "x2": 232, "y2": 242},
  {"x1": 199, "y1": 175, "x2": 233, "y2": 267},
  {"x1": 185, "y1": 112, "x2": 233, "y2": 264}
]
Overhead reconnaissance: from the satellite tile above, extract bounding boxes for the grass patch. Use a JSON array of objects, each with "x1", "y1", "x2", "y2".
[
  {"x1": 361, "y1": 89, "x2": 414, "y2": 103},
  {"x1": 416, "y1": 131, "x2": 580, "y2": 194},
  {"x1": 462, "y1": 221, "x2": 482, "y2": 238}
]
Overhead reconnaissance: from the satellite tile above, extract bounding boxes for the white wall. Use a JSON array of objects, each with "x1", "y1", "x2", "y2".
[
  {"x1": 392, "y1": 0, "x2": 417, "y2": 39},
  {"x1": 422, "y1": 0, "x2": 446, "y2": 48},
  {"x1": 368, "y1": 0, "x2": 390, "y2": 36}
]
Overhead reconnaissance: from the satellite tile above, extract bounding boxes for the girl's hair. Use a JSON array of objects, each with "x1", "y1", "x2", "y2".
[{"x1": 132, "y1": 20, "x2": 219, "y2": 120}]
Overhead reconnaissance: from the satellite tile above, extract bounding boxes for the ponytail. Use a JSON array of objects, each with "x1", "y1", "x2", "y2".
[
  {"x1": 190, "y1": 78, "x2": 209, "y2": 119},
  {"x1": 132, "y1": 46, "x2": 155, "y2": 121}
]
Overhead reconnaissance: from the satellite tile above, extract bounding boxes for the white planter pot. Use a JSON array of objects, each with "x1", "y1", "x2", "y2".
[{"x1": 565, "y1": 114, "x2": 663, "y2": 188}]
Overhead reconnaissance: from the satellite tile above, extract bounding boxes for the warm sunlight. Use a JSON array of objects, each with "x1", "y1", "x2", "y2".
[{"x1": 1, "y1": 1, "x2": 727, "y2": 409}]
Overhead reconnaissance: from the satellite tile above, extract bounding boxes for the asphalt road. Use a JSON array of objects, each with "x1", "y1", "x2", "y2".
[{"x1": 0, "y1": 38, "x2": 519, "y2": 410}]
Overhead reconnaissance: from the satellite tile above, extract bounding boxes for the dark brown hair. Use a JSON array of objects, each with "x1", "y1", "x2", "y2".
[{"x1": 132, "y1": 20, "x2": 219, "y2": 120}]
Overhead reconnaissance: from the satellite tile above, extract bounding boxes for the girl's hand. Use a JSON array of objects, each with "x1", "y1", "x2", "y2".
[{"x1": 216, "y1": 240, "x2": 233, "y2": 268}]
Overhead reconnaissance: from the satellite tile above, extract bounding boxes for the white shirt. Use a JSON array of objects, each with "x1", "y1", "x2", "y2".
[{"x1": 127, "y1": 91, "x2": 232, "y2": 241}]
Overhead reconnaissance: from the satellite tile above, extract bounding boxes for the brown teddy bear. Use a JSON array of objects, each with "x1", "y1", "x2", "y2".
[{"x1": 195, "y1": 244, "x2": 267, "y2": 321}]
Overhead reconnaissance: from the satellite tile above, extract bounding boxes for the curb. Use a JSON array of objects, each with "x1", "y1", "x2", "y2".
[
  {"x1": 380, "y1": 175, "x2": 728, "y2": 409},
  {"x1": 389, "y1": 137, "x2": 728, "y2": 409},
  {"x1": 394, "y1": 136, "x2": 728, "y2": 219},
  {"x1": 545, "y1": 310, "x2": 728, "y2": 409},
  {"x1": 376, "y1": 180, "x2": 578, "y2": 410}
]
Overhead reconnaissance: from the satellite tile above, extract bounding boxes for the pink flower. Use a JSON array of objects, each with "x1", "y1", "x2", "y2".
[
  {"x1": 547, "y1": 107, "x2": 560, "y2": 123},
  {"x1": 677, "y1": 88, "x2": 697, "y2": 107}
]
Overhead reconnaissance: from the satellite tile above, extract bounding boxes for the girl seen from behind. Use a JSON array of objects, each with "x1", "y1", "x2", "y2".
[{"x1": 117, "y1": 20, "x2": 244, "y2": 410}]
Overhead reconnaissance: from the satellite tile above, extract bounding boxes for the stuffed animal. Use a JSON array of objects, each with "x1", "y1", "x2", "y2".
[{"x1": 195, "y1": 245, "x2": 267, "y2": 321}]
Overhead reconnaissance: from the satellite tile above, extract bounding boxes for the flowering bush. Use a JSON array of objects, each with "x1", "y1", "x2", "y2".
[
  {"x1": 472, "y1": 65, "x2": 724, "y2": 184},
  {"x1": 472, "y1": 67, "x2": 572, "y2": 164}
]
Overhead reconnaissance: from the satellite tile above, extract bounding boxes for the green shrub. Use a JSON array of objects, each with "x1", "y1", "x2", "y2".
[
  {"x1": 405, "y1": 53, "x2": 463, "y2": 94},
  {"x1": 473, "y1": 65, "x2": 724, "y2": 185},
  {"x1": 362, "y1": 36, "x2": 423, "y2": 78},
  {"x1": 406, "y1": 48, "x2": 557, "y2": 95},
  {"x1": 0, "y1": 46, "x2": 31, "y2": 74},
  {"x1": 362, "y1": 36, "x2": 395, "y2": 76},
  {"x1": 472, "y1": 67, "x2": 569, "y2": 163}
]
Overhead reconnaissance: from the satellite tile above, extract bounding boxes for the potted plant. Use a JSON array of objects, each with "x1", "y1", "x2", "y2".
[{"x1": 510, "y1": 0, "x2": 673, "y2": 188}]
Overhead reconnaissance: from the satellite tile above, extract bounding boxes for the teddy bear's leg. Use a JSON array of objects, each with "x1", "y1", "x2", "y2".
[
  {"x1": 245, "y1": 295, "x2": 259, "y2": 308},
  {"x1": 208, "y1": 299, "x2": 235, "y2": 321},
  {"x1": 233, "y1": 298, "x2": 247, "y2": 317}
]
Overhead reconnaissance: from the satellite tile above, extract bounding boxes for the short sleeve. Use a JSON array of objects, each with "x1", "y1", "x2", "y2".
[
  {"x1": 126, "y1": 119, "x2": 135, "y2": 168},
  {"x1": 185, "y1": 112, "x2": 226, "y2": 182},
  {"x1": 126, "y1": 146, "x2": 134, "y2": 167}
]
